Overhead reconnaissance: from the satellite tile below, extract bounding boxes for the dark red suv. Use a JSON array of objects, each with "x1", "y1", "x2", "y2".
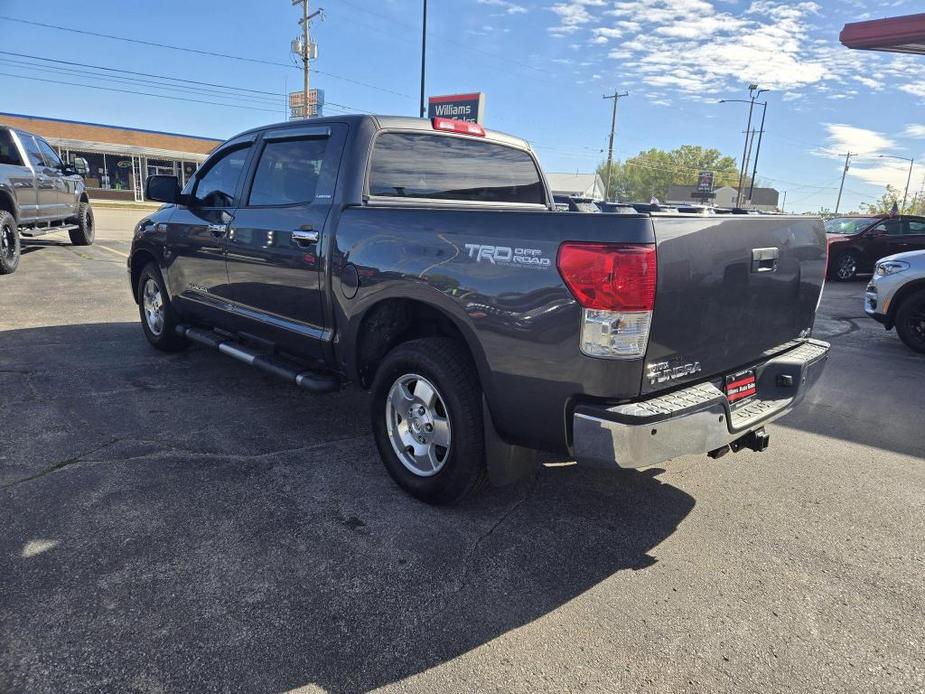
[{"x1": 826, "y1": 215, "x2": 925, "y2": 281}]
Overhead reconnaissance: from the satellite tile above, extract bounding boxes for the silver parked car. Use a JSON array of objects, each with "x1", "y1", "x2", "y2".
[{"x1": 865, "y1": 249, "x2": 925, "y2": 354}]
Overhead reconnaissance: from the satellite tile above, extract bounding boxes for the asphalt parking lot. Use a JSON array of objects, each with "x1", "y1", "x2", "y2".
[{"x1": 1, "y1": 208, "x2": 923, "y2": 693}]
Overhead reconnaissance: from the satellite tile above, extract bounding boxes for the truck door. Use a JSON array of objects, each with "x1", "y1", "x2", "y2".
[
  {"x1": 163, "y1": 138, "x2": 255, "y2": 326},
  {"x1": 17, "y1": 133, "x2": 57, "y2": 221},
  {"x1": 224, "y1": 124, "x2": 346, "y2": 359},
  {"x1": 35, "y1": 137, "x2": 73, "y2": 218},
  {"x1": 0, "y1": 129, "x2": 37, "y2": 221}
]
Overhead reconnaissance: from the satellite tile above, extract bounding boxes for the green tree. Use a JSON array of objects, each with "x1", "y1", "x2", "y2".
[
  {"x1": 596, "y1": 145, "x2": 741, "y2": 202},
  {"x1": 864, "y1": 185, "x2": 925, "y2": 215}
]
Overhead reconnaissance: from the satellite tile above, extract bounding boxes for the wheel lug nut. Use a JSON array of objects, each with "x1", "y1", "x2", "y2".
[
  {"x1": 417, "y1": 406, "x2": 426, "y2": 416},
  {"x1": 424, "y1": 423, "x2": 433, "y2": 432}
]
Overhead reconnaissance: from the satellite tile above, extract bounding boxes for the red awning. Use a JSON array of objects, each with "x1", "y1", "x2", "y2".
[{"x1": 840, "y1": 13, "x2": 925, "y2": 54}]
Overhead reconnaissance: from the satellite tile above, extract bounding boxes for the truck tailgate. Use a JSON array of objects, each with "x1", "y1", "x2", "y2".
[{"x1": 642, "y1": 215, "x2": 826, "y2": 395}]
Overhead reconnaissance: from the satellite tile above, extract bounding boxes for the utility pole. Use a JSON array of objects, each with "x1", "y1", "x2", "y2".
[
  {"x1": 902, "y1": 158, "x2": 914, "y2": 213},
  {"x1": 742, "y1": 128, "x2": 756, "y2": 207},
  {"x1": 420, "y1": 0, "x2": 427, "y2": 117},
  {"x1": 734, "y1": 84, "x2": 766, "y2": 207},
  {"x1": 602, "y1": 90, "x2": 628, "y2": 202},
  {"x1": 292, "y1": 0, "x2": 322, "y2": 119},
  {"x1": 747, "y1": 100, "x2": 768, "y2": 204},
  {"x1": 835, "y1": 152, "x2": 854, "y2": 215},
  {"x1": 781, "y1": 191, "x2": 787, "y2": 213}
]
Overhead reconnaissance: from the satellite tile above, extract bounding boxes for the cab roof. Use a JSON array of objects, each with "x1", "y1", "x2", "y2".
[{"x1": 232, "y1": 114, "x2": 533, "y2": 152}]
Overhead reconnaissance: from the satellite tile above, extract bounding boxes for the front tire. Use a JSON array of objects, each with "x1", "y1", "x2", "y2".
[
  {"x1": 832, "y1": 251, "x2": 859, "y2": 281},
  {"x1": 136, "y1": 262, "x2": 188, "y2": 352},
  {"x1": 895, "y1": 289, "x2": 925, "y2": 355},
  {"x1": 0, "y1": 211, "x2": 20, "y2": 275},
  {"x1": 68, "y1": 201, "x2": 95, "y2": 246},
  {"x1": 370, "y1": 338, "x2": 487, "y2": 505}
]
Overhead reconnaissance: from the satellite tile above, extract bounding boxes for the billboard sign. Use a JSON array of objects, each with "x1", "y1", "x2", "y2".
[
  {"x1": 427, "y1": 92, "x2": 485, "y2": 124},
  {"x1": 289, "y1": 89, "x2": 325, "y2": 119},
  {"x1": 696, "y1": 170, "x2": 715, "y2": 193}
]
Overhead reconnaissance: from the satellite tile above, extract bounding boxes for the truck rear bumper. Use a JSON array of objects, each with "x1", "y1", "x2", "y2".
[{"x1": 572, "y1": 339, "x2": 830, "y2": 469}]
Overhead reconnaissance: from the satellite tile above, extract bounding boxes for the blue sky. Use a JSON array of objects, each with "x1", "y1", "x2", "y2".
[{"x1": 1, "y1": 0, "x2": 923, "y2": 211}]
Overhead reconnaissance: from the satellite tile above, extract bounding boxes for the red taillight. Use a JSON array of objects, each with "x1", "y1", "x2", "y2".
[
  {"x1": 557, "y1": 243, "x2": 656, "y2": 311},
  {"x1": 432, "y1": 117, "x2": 485, "y2": 137}
]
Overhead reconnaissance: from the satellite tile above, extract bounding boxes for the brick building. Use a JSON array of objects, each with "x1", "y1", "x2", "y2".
[{"x1": 0, "y1": 112, "x2": 221, "y2": 202}]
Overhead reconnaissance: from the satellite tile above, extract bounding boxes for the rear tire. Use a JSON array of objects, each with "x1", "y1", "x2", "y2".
[
  {"x1": 136, "y1": 262, "x2": 188, "y2": 352},
  {"x1": 0, "y1": 211, "x2": 20, "y2": 275},
  {"x1": 370, "y1": 337, "x2": 487, "y2": 505},
  {"x1": 831, "y1": 250, "x2": 859, "y2": 281},
  {"x1": 68, "y1": 202, "x2": 95, "y2": 246},
  {"x1": 895, "y1": 289, "x2": 925, "y2": 355}
]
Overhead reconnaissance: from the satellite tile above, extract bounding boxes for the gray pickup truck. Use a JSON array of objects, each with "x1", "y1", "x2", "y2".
[
  {"x1": 0, "y1": 126, "x2": 95, "y2": 274},
  {"x1": 131, "y1": 114, "x2": 830, "y2": 504}
]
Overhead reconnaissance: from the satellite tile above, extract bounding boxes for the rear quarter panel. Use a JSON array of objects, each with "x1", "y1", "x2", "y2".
[{"x1": 331, "y1": 206, "x2": 654, "y2": 452}]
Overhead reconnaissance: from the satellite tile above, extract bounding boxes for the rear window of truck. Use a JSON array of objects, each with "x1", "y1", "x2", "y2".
[
  {"x1": 0, "y1": 129, "x2": 22, "y2": 166},
  {"x1": 368, "y1": 132, "x2": 545, "y2": 205}
]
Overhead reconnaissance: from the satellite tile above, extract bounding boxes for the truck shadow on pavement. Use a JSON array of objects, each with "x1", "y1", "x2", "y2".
[{"x1": 0, "y1": 322, "x2": 695, "y2": 693}]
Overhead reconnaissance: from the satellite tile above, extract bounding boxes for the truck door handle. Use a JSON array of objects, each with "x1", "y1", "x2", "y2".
[
  {"x1": 207, "y1": 223, "x2": 227, "y2": 237},
  {"x1": 292, "y1": 229, "x2": 319, "y2": 246},
  {"x1": 751, "y1": 247, "x2": 779, "y2": 273}
]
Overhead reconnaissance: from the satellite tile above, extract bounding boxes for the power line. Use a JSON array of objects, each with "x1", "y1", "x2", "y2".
[
  {"x1": 0, "y1": 50, "x2": 283, "y2": 97},
  {"x1": 0, "y1": 72, "x2": 283, "y2": 113},
  {"x1": 0, "y1": 14, "x2": 412, "y2": 99},
  {"x1": 0, "y1": 58, "x2": 283, "y2": 107},
  {"x1": 0, "y1": 52, "x2": 374, "y2": 114}
]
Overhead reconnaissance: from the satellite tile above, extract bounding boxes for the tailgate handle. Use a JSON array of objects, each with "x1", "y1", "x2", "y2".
[{"x1": 751, "y1": 247, "x2": 779, "y2": 273}]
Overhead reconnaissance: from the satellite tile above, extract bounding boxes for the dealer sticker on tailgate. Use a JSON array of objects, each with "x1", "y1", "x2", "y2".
[{"x1": 725, "y1": 369, "x2": 757, "y2": 405}]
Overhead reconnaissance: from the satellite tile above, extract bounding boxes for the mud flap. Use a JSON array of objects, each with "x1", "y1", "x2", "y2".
[{"x1": 482, "y1": 396, "x2": 541, "y2": 486}]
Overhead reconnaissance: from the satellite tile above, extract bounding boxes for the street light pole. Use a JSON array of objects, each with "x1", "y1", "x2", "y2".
[
  {"x1": 722, "y1": 86, "x2": 766, "y2": 207},
  {"x1": 736, "y1": 96, "x2": 755, "y2": 207},
  {"x1": 419, "y1": 0, "x2": 427, "y2": 118},
  {"x1": 878, "y1": 154, "x2": 915, "y2": 213}
]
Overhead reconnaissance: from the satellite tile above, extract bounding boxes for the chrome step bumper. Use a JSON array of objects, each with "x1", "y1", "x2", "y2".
[{"x1": 572, "y1": 339, "x2": 830, "y2": 469}]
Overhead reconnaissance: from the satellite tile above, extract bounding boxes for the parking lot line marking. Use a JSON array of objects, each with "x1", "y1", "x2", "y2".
[{"x1": 94, "y1": 243, "x2": 129, "y2": 258}]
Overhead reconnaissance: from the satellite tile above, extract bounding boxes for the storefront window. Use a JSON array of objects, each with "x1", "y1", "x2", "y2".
[{"x1": 68, "y1": 150, "x2": 106, "y2": 190}]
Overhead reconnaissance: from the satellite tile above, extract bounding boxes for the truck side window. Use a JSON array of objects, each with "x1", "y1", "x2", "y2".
[
  {"x1": 20, "y1": 134, "x2": 46, "y2": 170},
  {"x1": 36, "y1": 138, "x2": 63, "y2": 169},
  {"x1": 368, "y1": 132, "x2": 545, "y2": 205},
  {"x1": 248, "y1": 137, "x2": 328, "y2": 206},
  {"x1": 0, "y1": 130, "x2": 23, "y2": 166},
  {"x1": 191, "y1": 144, "x2": 251, "y2": 208},
  {"x1": 908, "y1": 220, "x2": 925, "y2": 235}
]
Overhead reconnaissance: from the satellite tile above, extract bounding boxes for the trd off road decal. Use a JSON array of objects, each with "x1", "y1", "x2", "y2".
[{"x1": 464, "y1": 244, "x2": 551, "y2": 268}]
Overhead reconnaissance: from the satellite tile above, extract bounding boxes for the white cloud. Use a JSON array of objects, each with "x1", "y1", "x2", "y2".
[
  {"x1": 817, "y1": 125, "x2": 913, "y2": 189},
  {"x1": 548, "y1": 0, "x2": 607, "y2": 35},
  {"x1": 476, "y1": 0, "x2": 527, "y2": 14},
  {"x1": 540, "y1": 0, "x2": 925, "y2": 105},
  {"x1": 823, "y1": 124, "x2": 894, "y2": 157},
  {"x1": 904, "y1": 125, "x2": 925, "y2": 139}
]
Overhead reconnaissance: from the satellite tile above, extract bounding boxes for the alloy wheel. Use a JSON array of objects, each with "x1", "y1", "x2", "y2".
[
  {"x1": 385, "y1": 373, "x2": 452, "y2": 477},
  {"x1": 837, "y1": 255, "x2": 856, "y2": 280},
  {"x1": 142, "y1": 278, "x2": 165, "y2": 336}
]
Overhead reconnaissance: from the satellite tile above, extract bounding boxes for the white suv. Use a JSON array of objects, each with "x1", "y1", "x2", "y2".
[{"x1": 865, "y1": 249, "x2": 925, "y2": 354}]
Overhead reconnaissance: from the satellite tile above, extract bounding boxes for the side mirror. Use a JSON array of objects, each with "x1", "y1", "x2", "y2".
[
  {"x1": 72, "y1": 157, "x2": 89, "y2": 176},
  {"x1": 145, "y1": 175, "x2": 182, "y2": 204}
]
